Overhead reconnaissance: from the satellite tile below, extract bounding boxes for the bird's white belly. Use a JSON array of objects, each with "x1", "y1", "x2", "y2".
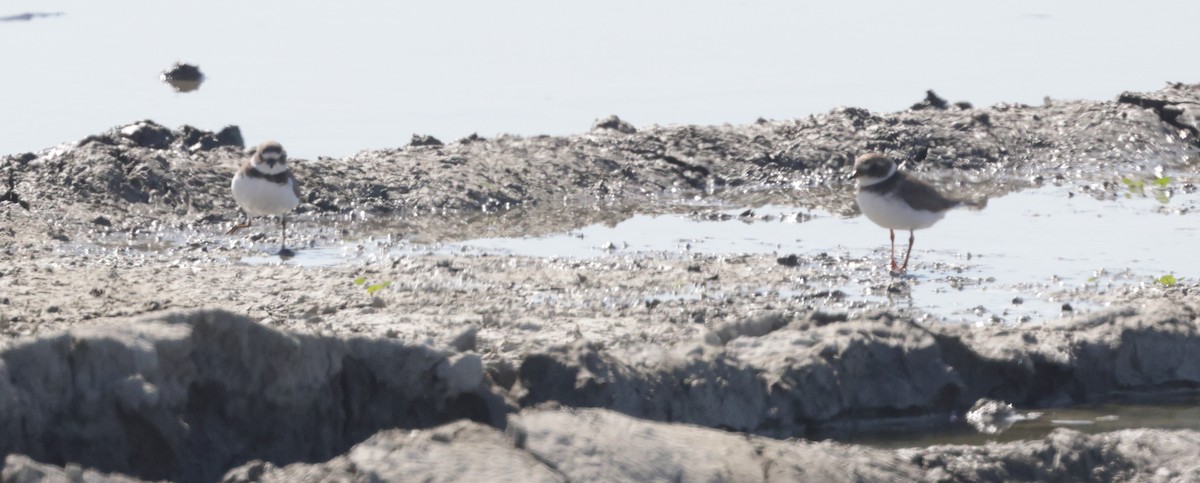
[
  {"x1": 857, "y1": 191, "x2": 945, "y2": 230},
  {"x1": 231, "y1": 174, "x2": 299, "y2": 216}
]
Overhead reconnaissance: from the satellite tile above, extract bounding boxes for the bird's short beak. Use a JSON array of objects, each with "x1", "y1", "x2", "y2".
[
  {"x1": 266, "y1": 159, "x2": 277, "y2": 169},
  {"x1": 846, "y1": 170, "x2": 859, "y2": 181}
]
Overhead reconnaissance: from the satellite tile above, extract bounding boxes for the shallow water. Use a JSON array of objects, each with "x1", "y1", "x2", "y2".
[
  {"x1": 3, "y1": 1, "x2": 1200, "y2": 158},
  {"x1": 233, "y1": 183, "x2": 1200, "y2": 324},
  {"x1": 839, "y1": 398, "x2": 1200, "y2": 449}
]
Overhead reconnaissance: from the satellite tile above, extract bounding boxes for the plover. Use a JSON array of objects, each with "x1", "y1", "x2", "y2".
[
  {"x1": 851, "y1": 152, "x2": 978, "y2": 273},
  {"x1": 229, "y1": 141, "x2": 301, "y2": 257}
]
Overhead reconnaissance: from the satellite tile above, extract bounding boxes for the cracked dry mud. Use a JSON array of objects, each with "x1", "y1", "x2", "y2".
[{"x1": 2, "y1": 83, "x2": 1200, "y2": 482}]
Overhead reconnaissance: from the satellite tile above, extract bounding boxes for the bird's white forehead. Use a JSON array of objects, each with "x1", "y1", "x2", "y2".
[{"x1": 260, "y1": 152, "x2": 284, "y2": 161}]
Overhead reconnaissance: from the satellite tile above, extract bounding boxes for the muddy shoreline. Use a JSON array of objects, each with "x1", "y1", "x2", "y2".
[{"x1": 2, "y1": 84, "x2": 1200, "y2": 481}]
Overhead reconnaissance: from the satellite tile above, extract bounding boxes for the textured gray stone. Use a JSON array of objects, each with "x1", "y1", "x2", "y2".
[{"x1": 0, "y1": 310, "x2": 511, "y2": 482}]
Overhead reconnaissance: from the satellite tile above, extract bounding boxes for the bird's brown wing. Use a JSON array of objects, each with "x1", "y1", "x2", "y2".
[
  {"x1": 288, "y1": 171, "x2": 302, "y2": 199},
  {"x1": 236, "y1": 159, "x2": 256, "y2": 175},
  {"x1": 895, "y1": 172, "x2": 961, "y2": 212}
]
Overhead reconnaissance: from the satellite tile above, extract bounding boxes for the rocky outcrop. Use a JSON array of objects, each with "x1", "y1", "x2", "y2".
[
  {"x1": 10, "y1": 408, "x2": 1197, "y2": 482},
  {"x1": 0, "y1": 310, "x2": 511, "y2": 483},
  {"x1": 4, "y1": 84, "x2": 1197, "y2": 227},
  {"x1": 515, "y1": 300, "x2": 1200, "y2": 438},
  {"x1": 4, "y1": 296, "x2": 1196, "y2": 481}
]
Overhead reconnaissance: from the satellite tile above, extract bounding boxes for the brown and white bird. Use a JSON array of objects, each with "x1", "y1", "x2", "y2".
[
  {"x1": 229, "y1": 141, "x2": 301, "y2": 257},
  {"x1": 851, "y1": 152, "x2": 978, "y2": 273}
]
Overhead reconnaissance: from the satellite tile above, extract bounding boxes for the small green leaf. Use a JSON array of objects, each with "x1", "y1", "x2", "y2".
[
  {"x1": 354, "y1": 277, "x2": 367, "y2": 286},
  {"x1": 366, "y1": 281, "x2": 392, "y2": 294},
  {"x1": 1087, "y1": 276, "x2": 1097, "y2": 283},
  {"x1": 1153, "y1": 176, "x2": 1172, "y2": 187},
  {"x1": 1122, "y1": 178, "x2": 1143, "y2": 188},
  {"x1": 1157, "y1": 275, "x2": 1178, "y2": 287},
  {"x1": 1122, "y1": 177, "x2": 1146, "y2": 195}
]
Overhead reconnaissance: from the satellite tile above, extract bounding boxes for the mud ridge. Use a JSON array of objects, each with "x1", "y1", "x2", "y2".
[
  {"x1": 0, "y1": 310, "x2": 511, "y2": 482},
  {"x1": 514, "y1": 299, "x2": 1200, "y2": 438}
]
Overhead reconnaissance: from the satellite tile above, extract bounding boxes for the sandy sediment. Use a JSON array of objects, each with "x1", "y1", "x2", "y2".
[{"x1": 1, "y1": 84, "x2": 1200, "y2": 481}]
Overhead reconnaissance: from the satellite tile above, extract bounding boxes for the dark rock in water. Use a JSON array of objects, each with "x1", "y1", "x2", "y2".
[
  {"x1": 160, "y1": 62, "x2": 204, "y2": 93},
  {"x1": 90, "y1": 216, "x2": 112, "y2": 227},
  {"x1": 160, "y1": 62, "x2": 203, "y2": 82},
  {"x1": 408, "y1": 134, "x2": 444, "y2": 147},
  {"x1": 911, "y1": 90, "x2": 950, "y2": 110},
  {"x1": 591, "y1": 114, "x2": 637, "y2": 134}
]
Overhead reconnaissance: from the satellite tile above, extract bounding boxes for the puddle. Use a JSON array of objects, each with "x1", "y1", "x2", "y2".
[
  {"x1": 833, "y1": 398, "x2": 1200, "y2": 449},
  {"x1": 224, "y1": 184, "x2": 1200, "y2": 323},
  {"x1": 419, "y1": 185, "x2": 1200, "y2": 323}
]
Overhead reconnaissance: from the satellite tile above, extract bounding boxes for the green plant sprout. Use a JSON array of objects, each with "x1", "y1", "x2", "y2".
[
  {"x1": 1121, "y1": 176, "x2": 1172, "y2": 204},
  {"x1": 1156, "y1": 274, "x2": 1178, "y2": 287},
  {"x1": 353, "y1": 277, "x2": 392, "y2": 294}
]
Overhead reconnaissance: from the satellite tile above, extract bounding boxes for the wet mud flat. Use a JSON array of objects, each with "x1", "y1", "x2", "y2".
[{"x1": 2, "y1": 84, "x2": 1200, "y2": 481}]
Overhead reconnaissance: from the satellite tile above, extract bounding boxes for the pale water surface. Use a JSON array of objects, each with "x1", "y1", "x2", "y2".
[{"x1": 3, "y1": 0, "x2": 1200, "y2": 158}]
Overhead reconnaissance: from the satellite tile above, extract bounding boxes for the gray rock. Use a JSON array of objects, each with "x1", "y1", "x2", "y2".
[
  {"x1": 223, "y1": 420, "x2": 561, "y2": 483},
  {"x1": 2, "y1": 454, "x2": 144, "y2": 483},
  {"x1": 515, "y1": 301, "x2": 1200, "y2": 438},
  {"x1": 591, "y1": 114, "x2": 637, "y2": 134},
  {"x1": 911, "y1": 90, "x2": 950, "y2": 110},
  {"x1": 447, "y1": 324, "x2": 478, "y2": 352},
  {"x1": 510, "y1": 408, "x2": 919, "y2": 482},
  {"x1": 964, "y1": 398, "x2": 1041, "y2": 434},
  {"x1": 118, "y1": 121, "x2": 175, "y2": 150},
  {"x1": 438, "y1": 353, "x2": 484, "y2": 395},
  {"x1": 0, "y1": 309, "x2": 512, "y2": 482},
  {"x1": 409, "y1": 134, "x2": 444, "y2": 147},
  {"x1": 11, "y1": 407, "x2": 1200, "y2": 483},
  {"x1": 905, "y1": 428, "x2": 1200, "y2": 482}
]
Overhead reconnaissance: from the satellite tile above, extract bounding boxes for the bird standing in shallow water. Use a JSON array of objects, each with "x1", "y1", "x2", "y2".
[
  {"x1": 229, "y1": 141, "x2": 301, "y2": 257},
  {"x1": 851, "y1": 152, "x2": 978, "y2": 273}
]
